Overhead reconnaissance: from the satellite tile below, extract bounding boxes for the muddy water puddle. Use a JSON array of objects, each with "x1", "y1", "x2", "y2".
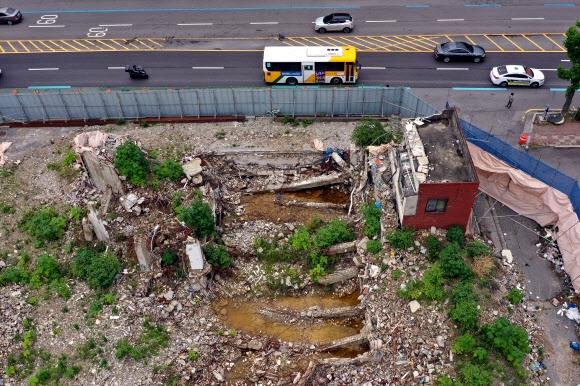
[
  {"x1": 234, "y1": 187, "x2": 349, "y2": 224},
  {"x1": 213, "y1": 292, "x2": 361, "y2": 346}
]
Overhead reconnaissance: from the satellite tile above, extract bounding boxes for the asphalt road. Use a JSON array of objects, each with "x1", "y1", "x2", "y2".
[{"x1": 2, "y1": 1, "x2": 578, "y2": 40}]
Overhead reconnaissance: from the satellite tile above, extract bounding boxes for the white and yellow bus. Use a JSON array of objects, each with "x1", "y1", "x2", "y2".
[{"x1": 263, "y1": 45, "x2": 359, "y2": 85}]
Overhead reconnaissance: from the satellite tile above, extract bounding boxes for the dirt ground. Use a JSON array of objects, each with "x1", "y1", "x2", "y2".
[{"x1": 0, "y1": 117, "x2": 566, "y2": 385}]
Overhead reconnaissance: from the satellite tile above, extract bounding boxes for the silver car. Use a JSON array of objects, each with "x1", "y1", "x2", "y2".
[{"x1": 314, "y1": 13, "x2": 353, "y2": 34}]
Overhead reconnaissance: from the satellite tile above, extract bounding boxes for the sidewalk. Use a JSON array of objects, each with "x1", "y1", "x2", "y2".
[{"x1": 522, "y1": 110, "x2": 580, "y2": 147}]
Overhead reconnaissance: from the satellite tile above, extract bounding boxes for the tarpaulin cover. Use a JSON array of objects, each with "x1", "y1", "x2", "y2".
[{"x1": 468, "y1": 142, "x2": 580, "y2": 291}]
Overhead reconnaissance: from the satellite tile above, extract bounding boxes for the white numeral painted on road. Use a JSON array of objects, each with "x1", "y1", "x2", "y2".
[
  {"x1": 37, "y1": 15, "x2": 58, "y2": 25},
  {"x1": 87, "y1": 27, "x2": 108, "y2": 38}
]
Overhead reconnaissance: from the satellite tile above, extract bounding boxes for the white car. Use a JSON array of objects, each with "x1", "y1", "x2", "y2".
[{"x1": 490, "y1": 65, "x2": 544, "y2": 88}]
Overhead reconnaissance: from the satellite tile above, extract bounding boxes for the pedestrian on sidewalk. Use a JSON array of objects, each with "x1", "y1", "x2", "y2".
[{"x1": 506, "y1": 93, "x2": 514, "y2": 108}]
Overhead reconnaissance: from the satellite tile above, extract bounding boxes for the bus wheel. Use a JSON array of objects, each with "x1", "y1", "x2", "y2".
[
  {"x1": 286, "y1": 78, "x2": 298, "y2": 86},
  {"x1": 330, "y1": 77, "x2": 342, "y2": 85}
]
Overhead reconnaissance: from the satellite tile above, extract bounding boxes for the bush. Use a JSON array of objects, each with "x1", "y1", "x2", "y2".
[
  {"x1": 204, "y1": 244, "x2": 232, "y2": 268},
  {"x1": 481, "y1": 317, "x2": 531, "y2": 370},
  {"x1": 114, "y1": 141, "x2": 149, "y2": 186},
  {"x1": 72, "y1": 249, "x2": 120, "y2": 290},
  {"x1": 29, "y1": 254, "x2": 61, "y2": 289},
  {"x1": 421, "y1": 264, "x2": 445, "y2": 300},
  {"x1": 288, "y1": 226, "x2": 313, "y2": 251},
  {"x1": 397, "y1": 280, "x2": 423, "y2": 300},
  {"x1": 161, "y1": 249, "x2": 177, "y2": 265},
  {"x1": 115, "y1": 319, "x2": 170, "y2": 361},
  {"x1": 472, "y1": 346, "x2": 489, "y2": 363},
  {"x1": 351, "y1": 118, "x2": 399, "y2": 147},
  {"x1": 361, "y1": 202, "x2": 382, "y2": 238},
  {"x1": 386, "y1": 227, "x2": 414, "y2": 250},
  {"x1": 425, "y1": 235, "x2": 441, "y2": 261},
  {"x1": 465, "y1": 240, "x2": 493, "y2": 259},
  {"x1": 439, "y1": 243, "x2": 472, "y2": 279},
  {"x1": 452, "y1": 333, "x2": 476, "y2": 355},
  {"x1": 449, "y1": 298, "x2": 481, "y2": 331},
  {"x1": 0, "y1": 267, "x2": 29, "y2": 285},
  {"x1": 366, "y1": 240, "x2": 382, "y2": 254},
  {"x1": 178, "y1": 198, "x2": 216, "y2": 238},
  {"x1": 457, "y1": 364, "x2": 491, "y2": 386},
  {"x1": 312, "y1": 219, "x2": 354, "y2": 250},
  {"x1": 302, "y1": 118, "x2": 313, "y2": 128},
  {"x1": 446, "y1": 225, "x2": 465, "y2": 245},
  {"x1": 507, "y1": 288, "x2": 525, "y2": 305},
  {"x1": 18, "y1": 207, "x2": 67, "y2": 241},
  {"x1": 152, "y1": 159, "x2": 184, "y2": 181}
]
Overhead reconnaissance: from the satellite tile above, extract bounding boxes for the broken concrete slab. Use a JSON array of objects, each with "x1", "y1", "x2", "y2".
[
  {"x1": 249, "y1": 172, "x2": 345, "y2": 193},
  {"x1": 501, "y1": 249, "x2": 513, "y2": 264},
  {"x1": 186, "y1": 240, "x2": 205, "y2": 270},
  {"x1": 87, "y1": 201, "x2": 109, "y2": 242},
  {"x1": 81, "y1": 217, "x2": 93, "y2": 242},
  {"x1": 331, "y1": 152, "x2": 348, "y2": 169},
  {"x1": 183, "y1": 158, "x2": 202, "y2": 179},
  {"x1": 324, "y1": 241, "x2": 357, "y2": 256},
  {"x1": 135, "y1": 236, "x2": 152, "y2": 271},
  {"x1": 81, "y1": 151, "x2": 124, "y2": 194},
  {"x1": 317, "y1": 267, "x2": 358, "y2": 285}
]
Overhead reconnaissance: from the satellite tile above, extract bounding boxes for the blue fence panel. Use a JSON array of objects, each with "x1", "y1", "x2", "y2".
[{"x1": 461, "y1": 118, "x2": 580, "y2": 218}]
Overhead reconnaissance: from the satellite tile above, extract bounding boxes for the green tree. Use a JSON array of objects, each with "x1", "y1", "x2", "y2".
[
  {"x1": 178, "y1": 198, "x2": 216, "y2": 238},
  {"x1": 558, "y1": 20, "x2": 580, "y2": 117}
]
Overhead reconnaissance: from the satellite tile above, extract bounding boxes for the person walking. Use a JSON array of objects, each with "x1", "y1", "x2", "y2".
[{"x1": 506, "y1": 93, "x2": 514, "y2": 108}]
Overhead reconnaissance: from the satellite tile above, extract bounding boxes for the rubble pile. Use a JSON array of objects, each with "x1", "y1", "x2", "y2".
[{"x1": 0, "y1": 120, "x2": 554, "y2": 385}]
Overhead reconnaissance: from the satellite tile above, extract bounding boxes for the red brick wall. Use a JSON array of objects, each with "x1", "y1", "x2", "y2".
[{"x1": 402, "y1": 182, "x2": 479, "y2": 230}]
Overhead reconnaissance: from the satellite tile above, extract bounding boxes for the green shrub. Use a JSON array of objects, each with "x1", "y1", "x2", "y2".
[
  {"x1": 437, "y1": 375, "x2": 454, "y2": 386},
  {"x1": 0, "y1": 203, "x2": 16, "y2": 214},
  {"x1": 283, "y1": 115, "x2": 293, "y2": 125},
  {"x1": 425, "y1": 235, "x2": 441, "y2": 261},
  {"x1": 366, "y1": 240, "x2": 382, "y2": 254},
  {"x1": 29, "y1": 254, "x2": 61, "y2": 289},
  {"x1": 386, "y1": 227, "x2": 414, "y2": 250},
  {"x1": 421, "y1": 264, "x2": 445, "y2": 300},
  {"x1": 507, "y1": 288, "x2": 525, "y2": 305},
  {"x1": 50, "y1": 278, "x2": 71, "y2": 299},
  {"x1": 68, "y1": 206, "x2": 86, "y2": 221},
  {"x1": 6, "y1": 365, "x2": 16, "y2": 376},
  {"x1": 28, "y1": 375, "x2": 40, "y2": 386},
  {"x1": 188, "y1": 350, "x2": 198, "y2": 361},
  {"x1": 161, "y1": 249, "x2": 177, "y2": 265},
  {"x1": 116, "y1": 118, "x2": 126, "y2": 125},
  {"x1": 397, "y1": 280, "x2": 423, "y2": 300},
  {"x1": 140, "y1": 120, "x2": 149, "y2": 128},
  {"x1": 115, "y1": 319, "x2": 170, "y2": 361},
  {"x1": 392, "y1": 270, "x2": 402, "y2": 280},
  {"x1": 448, "y1": 298, "x2": 480, "y2": 331},
  {"x1": 152, "y1": 159, "x2": 184, "y2": 181},
  {"x1": 457, "y1": 364, "x2": 491, "y2": 386},
  {"x1": 465, "y1": 240, "x2": 493, "y2": 259},
  {"x1": 312, "y1": 219, "x2": 354, "y2": 250},
  {"x1": 61, "y1": 151, "x2": 77, "y2": 167},
  {"x1": 288, "y1": 226, "x2": 313, "y2": 251},
  {"x1": 19, "y1": 207, "x2": 67, "y2": 241},
  {"x1": 361, "y1": 202, "x2": 382, "y2": 237},
  {"x1": 472, "y1": 347, "x2": 489, "y2": 363},
  {"x1": 452, "y1": 333, "x2": 476, "y2": 355},
  {"x1": 446, "y1": 225, "x2": 465, "y2": 245},
  {"x1": 114, "y1": 141, "x2": 149, "y2": 186},
  {"x1": 351, "y1": 118, "x2": 400, "y2": 147},
  {"x1": 178, "y1": 198, "x2": 216, "y2": 238},
  {"x1": 0, "y1": 267, "x2": 29, "y2": 285},
  {"x1": 72, "y1": 249, "x2": 120, "y2": 289},
  {"x1": 302, "y1": 118, "x2": 313, "y2": 128},
  {"x1": 103, "y1": 293, "x2": 115, "y2": 305},
  {"x1": 171, "y1": 191, "x2": 185, "y2": 215},
  {"x1": 204, "y1": 244, "x2": 232, "y2": 268},
  {"x1": 439, "y1": 243, "x2": 472, "y2": 279},
  {"x1": 254, "y1": 237, "x2": 300, "y2": 263}
]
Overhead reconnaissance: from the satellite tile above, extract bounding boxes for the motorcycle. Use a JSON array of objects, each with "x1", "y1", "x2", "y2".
[{"x1": 125, "y1": 65, "x2": 149, "y2": 79}]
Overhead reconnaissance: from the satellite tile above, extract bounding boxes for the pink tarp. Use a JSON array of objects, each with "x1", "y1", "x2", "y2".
[{"x1": 467, "y1": 143, "x2": 580, "y2": 291}]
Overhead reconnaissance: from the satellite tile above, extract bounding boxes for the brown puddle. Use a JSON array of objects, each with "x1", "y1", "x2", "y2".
[
  {"x1": 213, "y1": 292, "x2": 362, "y2": 346},
  {"x1": 235, "y1": 187, "x2": 350, "y2": 224}
]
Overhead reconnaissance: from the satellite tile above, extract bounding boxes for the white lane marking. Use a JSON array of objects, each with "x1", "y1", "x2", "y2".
[
  {"x1": 561, "y1": 59, "x2": 570, "y2": 62},
  {"x1": 178, "y1": 23, "x2": 213, "y2": 26},
  {"x1": 108, "y1": 67, "x2": 126, "y2": 70},
  {"x1": 436, "y1": 68, "x2": 469, "y2": 70},
  {"x1": 365, "y1": 20, "x2": 396, "y2": 23},
  {"x1": 537, "y1": 69, "x2": 557, "y2": 71},
  {"x1": 99, "y1": 24, "x2": 133, "y2": 27},
  {"x1": 250, "y1": 22, "x2": 279, "y2": 25},
  {"x1": 29, "y1": 68, "x2": 59, "y2": 71},
  {"x1": 361, "y1": 66, "x2": 386, "y2": 70},
  {"x1": 437, "y1": 19, "x2": 464, "y2": 22},
  {"x1": 192, "y1": 67, "x2": 224, "y2": 70},
  {"x1": 29, "y1": 25, "x2": 65, "y2": 28},
  {"x1": 511, "y1": 17, "x2": 544, "y2": 20}
]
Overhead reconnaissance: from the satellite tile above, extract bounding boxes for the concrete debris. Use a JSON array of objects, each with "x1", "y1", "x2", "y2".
[
  {"x1": 409, "y1": 300, "x2": 421, "y2": 313},
  {"x1": 86, "y1": 201, "x2": 109, "y2": 242},
  {"x1": 250, "y1": 172, "x2": 345, "y2": 193},
  {"x1": 502, "y1": 249, "x2": 514, "y2": 264},
  {"x1": 183, "y1": 158, "x2": 203, "y2": 179},
  {"x1": 186, "y1": 239, "x2": 205, "y2": 270},
  {"x1": 135, "y1": 236, "x2": 152, "y2": 270},
  {"x1": 324, "y1": 241, "x2": 357, "y2": 256},
  {"x1": 81, "y1": 151, "x2": 124, "y2": 194},
  {"x1": 317, "y1": 267, "x2": 358, "y2": 285}
]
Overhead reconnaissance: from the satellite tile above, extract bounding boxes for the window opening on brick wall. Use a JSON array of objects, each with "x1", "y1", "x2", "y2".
[{"x1": 426, "y1": 199, "x2": 448, "y2": 213}]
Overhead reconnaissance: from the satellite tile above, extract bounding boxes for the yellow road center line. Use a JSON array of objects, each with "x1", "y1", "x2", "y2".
[
  {"x1": 28, "y1": 40, "x2": 43, "y2": 52},
  {"x1": 484, "y1": 35, "x2": 503, "y2": 51},
  {"x1": 18, "y1": 41, "x2": 30, "y2": 53},
  {"x1": 6, "y1": 41, "x2": 17, "y2": 53},
  {"x1": 522, "y1": 35, "x2": 544, "y2": 51},
  {"x1": 108, "y1": 40, "x2": 131, "y2": 50},
  {"x1": 72, "y1": 40, "x2": 92, "y2": 50},
  {"x1": 543, "y1": 34, "x2": 564, "y2": 51},
  {"x1": 365, "y1": 36, "x2": 393, "y2": 52},
  {"x1": 38, "y1": 41, "x2": 56, "y2": 52},
  {"x1": 137, "y1": 40, "x2": 156, "y2": 50},
  {"x1": 147, "y1": 39, "x2": 164, "y2": 48},
  {"x1": 59, "y1": 40, "x2": 82, "y2": 52},
  {"x1": 502, "y1": 35, "x2": 523, "y2": 51},
  {"x1": 96, "y1": 40, "x2": 118, "y2": 50}
]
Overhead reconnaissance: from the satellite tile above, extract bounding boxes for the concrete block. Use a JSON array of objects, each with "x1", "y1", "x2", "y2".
[
  {"x1": 186, "y1": 241, "x2": 205, "y2": 270},
  {"x1": 135, "y1": 236, "x2": 152, "y2": 271}
]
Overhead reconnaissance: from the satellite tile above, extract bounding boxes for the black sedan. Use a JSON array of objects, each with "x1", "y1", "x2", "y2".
[
  {"x1": 0, "y1": 7, "x2": 22, "y2": 25},
  {"x1": 434, "y1": 41, "x2": 486, "y2": 63}
]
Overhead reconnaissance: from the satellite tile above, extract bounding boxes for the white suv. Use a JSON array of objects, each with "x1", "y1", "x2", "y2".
[{"x1": 314, "y1": 13, "x2": 353, "y2": 34}]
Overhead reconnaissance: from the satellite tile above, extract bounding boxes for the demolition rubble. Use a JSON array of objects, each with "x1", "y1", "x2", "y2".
[{"x1": 0, "y1": 118, "x2": 552, "y2": 385}]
